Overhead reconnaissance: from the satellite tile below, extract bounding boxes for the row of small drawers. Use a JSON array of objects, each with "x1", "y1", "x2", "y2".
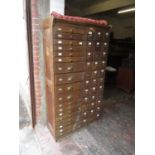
[
  {"x1": 55, "y1": 78, "x2": 104, "y2": 94},
  {"x1": 54, "y1": 32, "x2": 108, "y2": 41},
  {"x1": 55, "y1": 88, "x2": 103, "y2": 104},
  {"x1": 54, "y1": 61, "x2": 106, "y2": 74},
  {"x1": 54, "y1": 50, "x2": 107, "y2": 58},
  {"x1": 53, "y1": 40, "x2": 108, "y2": 52},
  {"x1": 54, "y1": 23, "x2": 109, "y2": 36},
  {"x1": 54, "y1": 24, "x2": 109, "y2": 39},
  {"x1": 55, "y1": 70, "x2": 106, "y2": 85},
  {"x1": 54, "y1": 55, "x2": 107, "y2": 63},
  {"x1": 54, "y1": 39, "x2": 108, "y2": 46}
]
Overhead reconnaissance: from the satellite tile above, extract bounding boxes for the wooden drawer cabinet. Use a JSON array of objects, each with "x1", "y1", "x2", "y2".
[{"x1": 43, "y1": 16, "x2": 109, "y2": 140}]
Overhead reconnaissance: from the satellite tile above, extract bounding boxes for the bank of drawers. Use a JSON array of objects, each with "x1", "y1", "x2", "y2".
[{"x1": 44, "y1": 20, "x2": 109, "y2": 139}]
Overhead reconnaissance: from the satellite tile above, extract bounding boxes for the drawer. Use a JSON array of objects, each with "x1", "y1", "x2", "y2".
[
  {"x1": 54, "y1": 32, "x2": 87, "y2": 40},
  {"x1": 54, "y1": 62, "x2": 85, "y2": 74},
  {"x1": 85, "y1": 62, "x2": 92, "y2": 70},
  {"x1": 92, "y1": 61, "x2": 101, "y2": 70},
  {"x1": 54, "y1": 57, "x2": 85, "y2": 63},
  {"x1": 55, "y1": 99, "x2": 82, "y2": 112},
  {"x1": 54, "y1": 51, "x2": 85, "y2": 57},
  {"x1": 54, "y1": 23, "x2": 86, "y2": 34},
  {"x1": 102, "y1": 42, "x2": 109, "y2": 51},
  {"x1": 93, "y1": 52, "x2": 100, "y2": 61},
  {"x1": 86, "y1": 51, "x2": 93, "y2": 61},
  {"x1": 54, "y1": 45, "x2": 86, "y2": 52},
  {"x1": 56, "y1": 102, "x2": 81, "y2": 112},
  {"x1": 92, "y1": 70, "x2": 100, "y2": 78},
  {"x1": 55, "y1": 72, "x2": 84, "y2": 85},
  {"x1": 55, "y1": 122, "x2": 81, "y2": 137},
  {"x1": 100, "y1": 60, "x2": 106, "y2": 69},
  {"x1": 55, "y1": 82, "x2": 83, "y2": 95},
  {"x1": 56, "y1": 119, "x2": 81, "y2": 131},
  {"x1": 55, "y1": 105, "x2": 81, "y2": 117},
  {"x1": 56, "y1": 111, "x2": 81, "y2": 122},
  {"x1": 54, "y1": 39, "x2": 87, "y2": 46},
  {"x1": 99, "y1": 68, "x2": 105, "y2": 76},
  {"x1": 86, "y1": 41, "x2": 95, "y2": 52},
  {"x1": 55, "y1": 90, "x2": 83, "y2": 104},
  {"x1": 84, "y1": 71, "x2": 92, "y2": 80},
  {"x1": 83, "y1": 77, "x2": 91, "y2": 88},
  {"x1": 83, "y1": 96, "x2": 92, "y2": 104}
]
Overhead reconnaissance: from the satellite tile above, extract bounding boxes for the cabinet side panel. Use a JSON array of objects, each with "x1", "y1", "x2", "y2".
[{"x1": 43, "y1": 24, "x2": 55, "y2": 135}]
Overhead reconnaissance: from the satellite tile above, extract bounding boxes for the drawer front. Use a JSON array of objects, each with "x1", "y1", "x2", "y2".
[
  {"x1": 54, "y1": 39, "x2": 87, "y2": 46},
  {"x1": 54, "y1": 24, "x2": 86, "y2": 34},
  {"x1": 55, "y1": 105, "x2": 81, "y2": 117},
  {"x1": 55, "y1": 90, "x2": 83, "y2": 104},
  {"x1": 54, "y1": 32, "x2": 87, "y2": 40},
  {"x1": 55, "y1": 72, "x2": 84, "y2": 85},
  {"x1": 54, "y1": 57, "x2": 85, "y2": 63},
  {"x1": 54, "y1": 62, "x2": 85, "y2": 74},
  {"x1": 54, "y1": 51, "x2": 85, "y2": 57},
  {"x1": 55, "y1": 82, "x2": 83, "y2": 95},
  {"x1": 54, "y1": 45, "x2": 86, "y2": 52}
]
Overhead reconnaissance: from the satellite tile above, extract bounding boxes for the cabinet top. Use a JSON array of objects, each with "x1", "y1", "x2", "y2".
[{"x1": 42, "y1": 12, "x2": 110, "y2": 29}]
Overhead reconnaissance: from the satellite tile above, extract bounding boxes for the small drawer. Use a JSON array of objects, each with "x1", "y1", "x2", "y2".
[
  {"x1": 83, "y1": 96, "x2": 91, "y2": 104},
  {"x1": 84, "y1": 79, "x2": 92, "y2": 89},
  {"x1": 84, "y1": 71, "x2": 92, "y2": 81},
  {"x1": 92, "y1": 70, "x2": 100, "y2": 78},
  {"x1": 55, "y1": 72, "x2": 84, "y2": 85},
  {"x1": 85, "y1": 62, "x2": 92, "y2": 70},
  {"x1": 102, "y1": 42, "x2": 109, "y2": 50},
  {"x1": 100, "y1": 52, "x2": 108, "y2": 61},
  {"x1": 54, "y1": 62, "x2": 85, "y2": 74},
  {"x1": 99, "y1": 68, "x2": 105, "y2": 77},
  {"x1": 54, "y1": 51, "x2": 86, "y2": 57},
  {"x1": 100, "y1": 60, "x2": 106, "y2": 69},
  {"x1": 97, "y1": 77, "x2": 104, "y2": 85},
  {"x1": 86, "y1": 51, "x2": 93, "y2": 61},
  {"x1": 92, "y1": 61, "x2": 100, "y2": 70},
  {"x1": 91, "y1": 78, "x2": 98, "y2": 86},
  {"x1": 87, "y1": 42, "x2": 95, "y2": 52},
  {"x1": 54, "y1": 57, "x2": 85, "y2": 63},
  {"x1": 93, "y1": 51, "x2": 102, "y2": 61}
]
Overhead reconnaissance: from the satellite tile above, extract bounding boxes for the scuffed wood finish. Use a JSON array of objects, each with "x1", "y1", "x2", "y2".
[{"x1": 42, "y1": 16, "x2": 110, "y2": 140}]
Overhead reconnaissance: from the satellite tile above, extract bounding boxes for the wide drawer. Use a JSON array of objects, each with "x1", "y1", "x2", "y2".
[
  {"x1": 54, "y1": 23, "x2": 86, "y2": 34},
  {"x1": 54, "y1": 62, "x2": 85, "y2": 74},
  {"x1": 54, "y1": 39, "x2": 87, "y2": 46},
  {"x1": 54, "y1": 57, "x2": 85, "y2": 63},
  {"x1": 55, "y1": 105, "x2": 81, "y2": 117},
  {"x1": 54, "y1": 50, "x2": 85, "y2": 57},
  {"x1": 55, "y1": 72, "x2": 84, "y2": 85},
  {"x1": 55, "y1": 82, "x2": 83, "y2": 95},
  {"x1": 54, "y1": 32, "x2": 87, "y2": 40},
  {"x1": 55, "y1": 90, "x2": 83, "y2": 104},
  {"x1": 53, "y1": 45, "x2": 86, "y2": 52}
]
